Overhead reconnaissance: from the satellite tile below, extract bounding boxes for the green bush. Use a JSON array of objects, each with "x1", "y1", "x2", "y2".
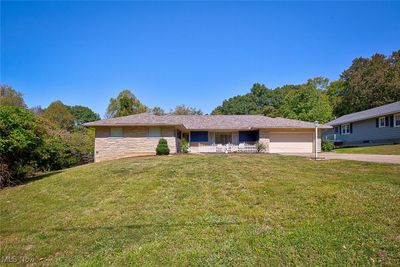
[
  {"x1": 0, "y1": 106, "x2": 92, "y2": 187},
  {"x1": 156, "y1": 138, "x2": 170, "y2": 155},
  {"x1": 322, "y1": 140, "x2": 334, "y2": 152},
  {"x1": 256, "y1": 142, "x2": 266, "y2": 152},
  {"x1": 37, "y1": 136, "x2": 80, "y2": 171},
  {"x1": 181, "y1": 139, "x2": 189, "y2": 153},
  {"x1": 0, "y1": 106, "x2": 45, "y2": 185}
]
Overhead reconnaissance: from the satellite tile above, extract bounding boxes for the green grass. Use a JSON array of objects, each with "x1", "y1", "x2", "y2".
[
  {"x1": 1, "y1": 154, "x2": 399, "y2": 266},
  {"x1": 334, "y1": 144, "x2": 400, "y2": 155}
]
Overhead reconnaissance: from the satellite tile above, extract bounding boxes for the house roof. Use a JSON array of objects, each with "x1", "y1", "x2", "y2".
[
  {"x1": 328, "y1": 101, "x2": 400, "y2": 126},
  {"x1": 84, "y1": 113, "x2": 332, "y2": 130}
]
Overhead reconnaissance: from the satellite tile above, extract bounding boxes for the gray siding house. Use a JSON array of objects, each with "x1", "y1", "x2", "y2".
[{"x1": 323, "y1": 101, "x2": 400, "y2": 146}]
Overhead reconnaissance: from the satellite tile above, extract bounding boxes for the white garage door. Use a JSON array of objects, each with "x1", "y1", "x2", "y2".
[{"x1": 269, "y1": 132, "x2": 313, "y2": 153}]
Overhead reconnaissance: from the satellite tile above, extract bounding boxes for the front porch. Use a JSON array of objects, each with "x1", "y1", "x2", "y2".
[
  {"x1": 195, "y1": 143, "x2": 259, "y2": 153},
  {"x1": 179, "y1": 130, "x2": 262, "y2": 153}
]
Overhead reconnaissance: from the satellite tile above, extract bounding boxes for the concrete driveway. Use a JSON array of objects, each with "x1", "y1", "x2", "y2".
[{"x1": 283, "y1": 152, "x2": 400, "y2": 164}]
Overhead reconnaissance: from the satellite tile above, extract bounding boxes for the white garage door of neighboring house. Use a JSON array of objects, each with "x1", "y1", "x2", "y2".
[{"x1": 269, "y1": 132, "x2": 313, "y2": 153}]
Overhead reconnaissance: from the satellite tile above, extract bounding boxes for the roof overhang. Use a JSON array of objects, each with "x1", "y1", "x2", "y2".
[
  {"x1": 328, "y1": 111, "x2": 399, "y2": 126},
  {"x1": 83, "y1": 123, "x2": 186, "y2": 128}
]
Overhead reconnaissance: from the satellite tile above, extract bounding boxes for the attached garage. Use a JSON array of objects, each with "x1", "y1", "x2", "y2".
[{"x1": 269, "y1": 132, "x2": 313, "y2": 153}]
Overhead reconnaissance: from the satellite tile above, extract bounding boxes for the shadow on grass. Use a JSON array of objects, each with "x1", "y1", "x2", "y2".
[
  {"x1": 22, "y1": 170, "x2": 63, "y2": 185},
  {"x1": 1, "y1": 220, "x2": 247, "y2": 234}
]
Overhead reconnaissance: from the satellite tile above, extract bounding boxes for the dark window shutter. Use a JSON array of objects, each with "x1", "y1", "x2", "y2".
[
  {"x1": 390, "y1": 115, "x2": 394, "y2": 127},
  {"x1": 385, "y1": 116, "x2": 390, "y2": 127},
  {"x1": 376, "y1": 118, "x2": 379, "y2": 127},
  {"x1": 339, "y1": 125, "x2": 342, "y2": 134},
  {"x1": 350, "y1": 123, "x2": 353, "y2": 133}
]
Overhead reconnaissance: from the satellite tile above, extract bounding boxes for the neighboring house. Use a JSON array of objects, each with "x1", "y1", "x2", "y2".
[
  {"x1": 323, "y1": 101, "x2": 400, "y2": 147},
  {"x1": 85, "y1": 113, "x2": 331, "y2": 162}
]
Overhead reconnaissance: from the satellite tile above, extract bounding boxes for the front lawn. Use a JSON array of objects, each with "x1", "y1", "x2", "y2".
[
  {"x1": 1, "y1": 154, "x2": 399, "y2": 266},
  {"x1": 334, "y1": 144, "x2": 400, "y2": 155}
]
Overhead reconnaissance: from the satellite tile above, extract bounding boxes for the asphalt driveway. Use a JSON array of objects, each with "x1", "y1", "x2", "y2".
[{"x1": 284, "y1": 152, "x2": 400, "y2": 164}]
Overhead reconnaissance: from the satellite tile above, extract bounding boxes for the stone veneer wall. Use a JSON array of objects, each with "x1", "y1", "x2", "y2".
[
  {"x1": 94, "y1": 126, "x2": 177, "y2": 162},
  {"x1": 259, "y1": 129, "x2": 270, "y2": 153}
]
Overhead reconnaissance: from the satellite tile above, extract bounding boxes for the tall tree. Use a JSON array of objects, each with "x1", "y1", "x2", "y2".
[
  {"x1": 43, "y1": 101, "x2": 75, "y2": 130},
  {"x1": 279, "y1": 81, "x2": 333, "y2": 123},
  {"x1": 326, "y1": 80, "x2": 346, "y2": 117},
  {"x1": 336, "y1": 50, "x2": 400, "y2": 116},
  {"x1": 0, "y1": 85, "x2": 26, "y2": 108},
  {"x1": 106, "y1": 90, "x2": 147, "y2": 118},
  {"x1": 68, "y1": 105, "x2": 100, "y2": 125},
  {"x1": 150, "y1": 106, "x2": 165, "y2": 116},
  {"x1": 170, "y1": 104, "x2": 203, "y2": 115}
]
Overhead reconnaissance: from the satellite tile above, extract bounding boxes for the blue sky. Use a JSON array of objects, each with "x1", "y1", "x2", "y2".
[{"x1": 1, "y1": 1, "x2": 400, "y2": 117}]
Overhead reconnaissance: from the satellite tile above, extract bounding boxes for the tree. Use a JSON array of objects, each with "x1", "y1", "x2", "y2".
[
  {"x1": 106, "y1": 90, "x2": 147, "y2": 118},
  {"x1": 335, "y1": 50, "x2": 400, "y2": 116},
  {"x1": 170, "y1": 104, "x2": 203, "y2": 115},
  {"x1": 326, "y1": 80, "x2": 346, "y2": 117},
  {"x1": 68, "y1": 105, "x2": 100, "y2": 125},
  {"x1": 150, "y1": 106, "x2": 165, "y2": 116},
  {"x1": 279, "y1": 81, "x2": 333, "y2": 123},
  {"x1": 211, "y1": 83, "x2": 299, "y2": 116},
  {"x1": 307, "y1": 77, "x2": 329, "y2": 90},
  {"x1": 0, "y1": 85, "x2": 26, "y2": 108},
  {"x1": 261, "y1": 106, "x2": 281, "y2": 117},
  {"x1": 43, "y1": 101, "x2": 75, "y2": 130},
  {"x1": 0, "y1": 106, "x2": 44, "y2": 185},
  {"x1": 30, "y1": 106, "x2": 44, "y2": 116}
]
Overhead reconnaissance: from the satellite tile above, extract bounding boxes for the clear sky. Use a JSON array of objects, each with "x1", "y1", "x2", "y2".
[{"x1": 1, "y1": 1, "x2": 400, "y2": 117}]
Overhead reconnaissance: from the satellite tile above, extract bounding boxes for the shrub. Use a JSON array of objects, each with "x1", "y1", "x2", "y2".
[
  {"x1": 37, "y1": 136, "x2": 80, "y2": 171},
  {"x1": 256, "y1": 142, "x2": 266, "y2": 153},
  {"x1": 0, "y1": 157, "x2": 11, "y2": 188},
  {"x1": 0, "y1": 106, "x2": 45, "y2": 184},
  {"x1": 322, "y1": 140, "x2": 334, "y2": 152},
  {"x1": 0, "y1": 106, "x2": 92, "y2": 187},
  {"x1": 156, "y1": 138, "x2": 170, "y2": 155},
  {"x1": 181, "y1": 139, "x2": 189, "y2": 153}
]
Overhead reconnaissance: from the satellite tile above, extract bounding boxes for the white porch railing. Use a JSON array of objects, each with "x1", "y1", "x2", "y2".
[
  {"x1": 196, "y1": 143, "x2": 258, "y2": 153},
  {"x1": 324, "y1": 134, "x2": 343, "y2": 142}
]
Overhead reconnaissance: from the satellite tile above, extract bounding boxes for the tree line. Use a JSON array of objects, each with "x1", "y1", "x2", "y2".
[{"x1": 212, "y1": 50, "x2": 400, "y2": 123}]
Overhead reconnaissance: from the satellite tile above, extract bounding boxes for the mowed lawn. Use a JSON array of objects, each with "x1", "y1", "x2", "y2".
[
  {"x1": 1, "y1": 155, "x2": 399, "y2": 266},
  {"x1": 334, "y1": 144, "x2": 400, "y2": 155}
]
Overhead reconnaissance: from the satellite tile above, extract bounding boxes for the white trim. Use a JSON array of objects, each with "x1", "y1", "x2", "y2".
[
  {"x1": 394, "y1": 113, "x2": 400, "y2": 127},
  {"x1": 378, "y1": 117, "x2": 386, "y2": 128},
  {"x1": 341, "y1": 123, "x2": 351, "y2": 135}
]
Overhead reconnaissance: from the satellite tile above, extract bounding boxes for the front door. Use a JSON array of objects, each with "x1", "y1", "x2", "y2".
[{"x1": 215, "y1": 132, "x2": 232, "y2": 145}]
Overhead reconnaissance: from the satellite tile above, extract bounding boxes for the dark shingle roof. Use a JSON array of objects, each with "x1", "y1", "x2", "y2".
[
  {"x1": 328, "y1": 101, "x2": 400, "y2": 126},
  {"x1": 84, "y1": 113, "x2": 331, "y2": 129}
]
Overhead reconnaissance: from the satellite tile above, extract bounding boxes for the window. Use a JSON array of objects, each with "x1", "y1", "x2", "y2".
[
  {"x1": 110, "y1": 127, "x2": 123, "y2": 137},
  {"x1": 190, "y1": 131, "x2": 208, "y2": 142},
  {"x1": 334, "y1": 126, "x2": 339, "y2": 134},
  {"x1": 215, "y1": 132, "x2": 232, "y2": 145},
  {"x1": 239, "y1": 131, "x2": 259, "y2": 142},
  {"x1": 149, "y1": 127, "x2": 161, "y2": 137},
  {"x1": 395, "y1": 114, "x2": 400, "y2": 127},
  {"x1": 379, "y1": 117, "x2": 386, "y2": 128},
  {"x1": 341, "y1": 124, "x2": 350, "y2": 135}
]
